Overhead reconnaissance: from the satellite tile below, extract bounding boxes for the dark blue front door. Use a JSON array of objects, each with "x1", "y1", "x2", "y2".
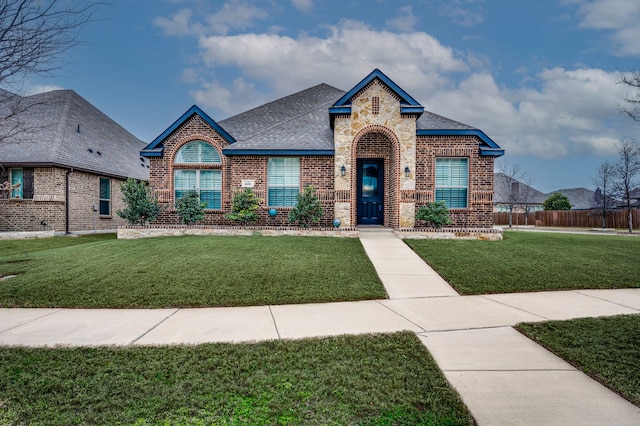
[{"x1": 357, "y1": 160, "x2": 384, "y2": 225}]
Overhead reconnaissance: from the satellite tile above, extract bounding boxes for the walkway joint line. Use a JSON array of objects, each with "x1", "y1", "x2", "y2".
[
  {"x1": 374, "y1": 300, "x2": 426, "y2": 333},
  {"x1": 479, "y1": 295, "x2": 550, "y2": 321},
  {"x1": 0, "y1": 309, "x2": 63, "y2": 334},
  {"x1": 268, "y1": 306, "x2": 281, "y2": 339},
  {"x1": 128, "y1": 308, "x2": 180, "y2": 345},
  {"x1": 573, "y1": 290, "x2": 640, "y2": 312}
]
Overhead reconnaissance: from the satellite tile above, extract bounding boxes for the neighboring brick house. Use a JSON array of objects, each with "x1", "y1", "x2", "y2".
[
  {"x1": 0, "y1": 90, "x2": 148, "y2": 233},
  {"x1": 141, "y1": 69, "x2": 504, "y2": 228}
]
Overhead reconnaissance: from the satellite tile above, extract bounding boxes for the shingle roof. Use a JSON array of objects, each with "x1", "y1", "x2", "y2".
[
  {"x1": 142, "y1": 70, "x2": 501, "y2": 157},
  {"x1": 221, "y1": 83, "x2": 344, "y2": 154},
  {"x1": 416, "y1": 111, "x2": 476, "y2": 131},
  {"x1": 494, "y1": 173, "x2": 547, "y2": 204},
  {"x1": 0, "y1": 90, "x2": 148, "y2": 180}
]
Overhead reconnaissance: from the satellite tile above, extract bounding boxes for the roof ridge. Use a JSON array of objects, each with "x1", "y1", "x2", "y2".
[
  {"x1": 221, "y1": 83, "x2": 342, "y2": 124},
  {"x1": 52, "y1": 91, "x2": 74, "y2": 165}
]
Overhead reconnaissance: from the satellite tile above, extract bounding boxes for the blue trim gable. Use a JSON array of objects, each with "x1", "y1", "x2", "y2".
[
  {"x1": 223, "y1": 149, "x2": 334, "y2": 156},
  {"x1": 416, "y1": 129, "x2": 504, "y2": 157},
  {"x1": 140, "y1": 105, "x2": 236, "y2": 158},
  {"x1": 329, "y1": 69, "x2": 424, "y2": 127}
]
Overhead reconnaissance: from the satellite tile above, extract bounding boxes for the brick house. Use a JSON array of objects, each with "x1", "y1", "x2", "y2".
[
  {"x1": 0, "y1": 90, "x2": 148, "y2": 233},
  {"x1": 141, "y1": 69, "x2": 504, "y2": 228}
]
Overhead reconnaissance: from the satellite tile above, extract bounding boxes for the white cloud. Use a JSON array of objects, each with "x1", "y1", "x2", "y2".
[
  {"x1": 436, "y1": 0, "x2": 485, "y2": 27},
  {"x1": 189, "y1": 77, "x2": 268, "y2": 115},
  {"x1": 154, "y1": 9, "x2": 194, "y2": 36},
  {"x1": 177, "y1": 18, "x2": 633, "y2": 162},
  {"x1": 430, "y1": 68, "x2": 628, "y2": 159},
  {"x1": 291, "y1": 0, "x2": 313, "y2": 13},
  {"x1": 386, "y1": 6, "x2": 417, "y2": 32},
  {"x1": 196, "y1": 20, "x2": 467, "y2": 102},
  {"x1": 154, "y1": 1, "x2": 268, "y2": 37},
  {"x1": 206, "y1": 0, "x2": 268, "y2": 35},
  {"x1": 29, "y1": 84, "x2": 64, "y2": 95},
  {"x1": 573, "y1": 0, "x2": 640, "y2": 55}
]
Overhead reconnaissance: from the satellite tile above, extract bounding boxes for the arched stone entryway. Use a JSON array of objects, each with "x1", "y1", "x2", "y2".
[{"x1": 351, "y1": 126, "x2": 400, "y2": 227}]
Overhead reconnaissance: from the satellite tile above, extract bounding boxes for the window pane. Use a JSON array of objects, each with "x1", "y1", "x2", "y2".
[
  {"x1": 199, "y1": 143, "x2": 221, "y2": 163},
  {"x1": 176, "y1": 141, "x2": 221, "y2": 164},
  {"x1": 268, "y1": 158, "x2": 300, "y2": 207},
  {"x1": 99, "y1": 178, "x2": 110, "y2": 200},
  {"x1": 175, "y1": 170, "x2": 197, "y2": 189},
  {"x1": 10, "y1": 168, "x2": 23, "y2": 198},
  {"x1": 200, "y1": 190, "x2": 221, "y2": 209},
  {"x1": 435, "y1": 158, "x2": 468, "y2": 208},
  {"x1": 99, "y1": 200, "x2": 110, "y2": 216}
]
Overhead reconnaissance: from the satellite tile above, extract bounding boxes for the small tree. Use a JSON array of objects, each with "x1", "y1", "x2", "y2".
[
  {"x1": 117, "y1": 178, "x2": 162, "y2": 225},
  {"x1": 593, "y1": 161, "x2": 616, "y2": 229},
  {"x1": 613, "y1": 139, "x2": 640, "y2": 233},
  {"x1": 497, "y1": 161, "x2": 531, "y2": 228},
  {"x1": 226, "y1": 188, "x2": 260, "y2": 225},
  {"x1": 543, "y1": 192, "x2": 571, "y2": 210},
  {"x1": 175, "y1": 191, "x2": 206, "y2": 225},
  {"x1": 416, "y1": 201, "x2": 452, "y2": 229},
  {"x1": 288, "y1": 186, "x2": 324, "y2": 228}
]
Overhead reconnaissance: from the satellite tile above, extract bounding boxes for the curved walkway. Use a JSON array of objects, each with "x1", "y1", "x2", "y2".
[{"x1": 1, "y1": 228, "x2": 639, "y2": 425}]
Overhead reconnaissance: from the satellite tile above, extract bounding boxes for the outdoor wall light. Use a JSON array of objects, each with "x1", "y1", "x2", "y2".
[
  {"x1": 404, "y1": 166, "x2": 411, "y2": 177},
  {"x1": 340, "y1": 165, "x2": 346, "y2": 176}
]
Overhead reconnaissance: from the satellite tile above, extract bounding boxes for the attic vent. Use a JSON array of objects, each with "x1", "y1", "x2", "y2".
[
  {"x1": 372, "y1": 97, "x2": 380, "y2": 115},
  {"x1": 88, "y1": 148, "x2": 93, "y2": 153}
]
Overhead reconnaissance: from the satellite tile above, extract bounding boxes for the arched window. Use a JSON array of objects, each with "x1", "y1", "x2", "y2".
[{"x1": 174, "y1": 141, "x2": 222, "y2": 209}]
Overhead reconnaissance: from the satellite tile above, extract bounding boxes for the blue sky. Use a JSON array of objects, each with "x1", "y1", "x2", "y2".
[{"x1": 26, "y1": 0, "x2": 640, "y2": 192}]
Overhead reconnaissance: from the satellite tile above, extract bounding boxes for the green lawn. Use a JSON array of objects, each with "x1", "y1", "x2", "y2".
[
  {"x1": 0, "y1": 235, "x2": 385, "y2": 308},
  {"x1": 0, "y1": 232, "x2": 115, "y2": 257},
  {"x1": 0, "y1": 332, "x2": 474, "y2": 425},
  {"x1": 517, "y1": 315, "x2": 640, "y2": 407},
  {"x1": 405, "y1": 231, "x2": 640, "y2": 294}
]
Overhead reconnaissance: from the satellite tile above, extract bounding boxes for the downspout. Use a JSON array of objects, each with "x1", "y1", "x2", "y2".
[{"x1": 65, "y1": 168, "x2": 73, "y2": 234}]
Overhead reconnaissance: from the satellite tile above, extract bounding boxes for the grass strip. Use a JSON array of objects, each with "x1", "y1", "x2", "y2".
[
  {"x1": 517, "y1": 315, "x2": 640, "y2": 407},
  {"x1": 0, "y1": 332, "x2": 473, "y2": 425},
  {"x1": 0, "y1": 235, "x2": 385, "y2": 308},
  {"x1": 405, "y1": 231, "x2": 640, "y2": 294}
]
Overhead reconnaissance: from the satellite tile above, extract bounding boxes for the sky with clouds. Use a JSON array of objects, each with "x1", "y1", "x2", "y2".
[{"x1": 25, "y1": 0, "x2": 640, "y2": 192}]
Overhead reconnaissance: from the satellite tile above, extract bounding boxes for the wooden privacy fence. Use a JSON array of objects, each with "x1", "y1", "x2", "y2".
[{"x1": 493, "y1": 209, "x2": 640, "y2": 229}]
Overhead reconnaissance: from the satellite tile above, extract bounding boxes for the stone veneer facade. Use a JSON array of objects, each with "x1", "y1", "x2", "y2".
[{"x1": 146, "y1": 80, "x2": 497, "y2": 229}]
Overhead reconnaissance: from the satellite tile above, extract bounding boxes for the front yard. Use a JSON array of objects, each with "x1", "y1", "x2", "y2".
[
  {"x1": 405, "y1": 231, "x2": 640, "y2": 294},
  {"x1": 0, "y1": 332, "x2": 474, "y2": 425},
  {"x1": 0, "y1": 234, "x2": 385, "y2": 308}
]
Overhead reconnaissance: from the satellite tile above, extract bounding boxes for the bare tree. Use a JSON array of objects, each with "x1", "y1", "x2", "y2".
[
  {"x1": 593, "y1": 161, "x2": 616, "y2": 229},
  {"x1": 618, "y1": 70, "x2": 640, "y2": 121},
  {"x1": 0, "y1": 0, "x2": 98, "y2": 141},
  {"x1": 613, "y1": 140, "x2": 640, "y2": 233},
  {"x1": 497, "y1": 161, "x2": 530, "y2": 229}
]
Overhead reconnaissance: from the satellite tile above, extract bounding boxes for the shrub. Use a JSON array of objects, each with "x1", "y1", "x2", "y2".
[
  {"x1": 288, "y1": 186, "x2": 324, "y2": 228},
  {"x1": 117, "y1": 178, "x2": 162, "y2": 225},
  {"x1": 416, "y1": 201, "x2": 452, "y2": 229},
  {"x1": 543, "y1": 192, "x2": 572, "y2": 210},
  {"x1": 175, "y1": 191, "x2": 206, "y2": 225},
  {"x1": 225, "y1": 188, "x2": 260, "y2": 225}
]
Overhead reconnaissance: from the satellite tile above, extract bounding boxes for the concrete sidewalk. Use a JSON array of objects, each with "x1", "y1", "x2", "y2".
[{"x1": 1, "y1": 229, "x2": 639, "y2": 424}]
